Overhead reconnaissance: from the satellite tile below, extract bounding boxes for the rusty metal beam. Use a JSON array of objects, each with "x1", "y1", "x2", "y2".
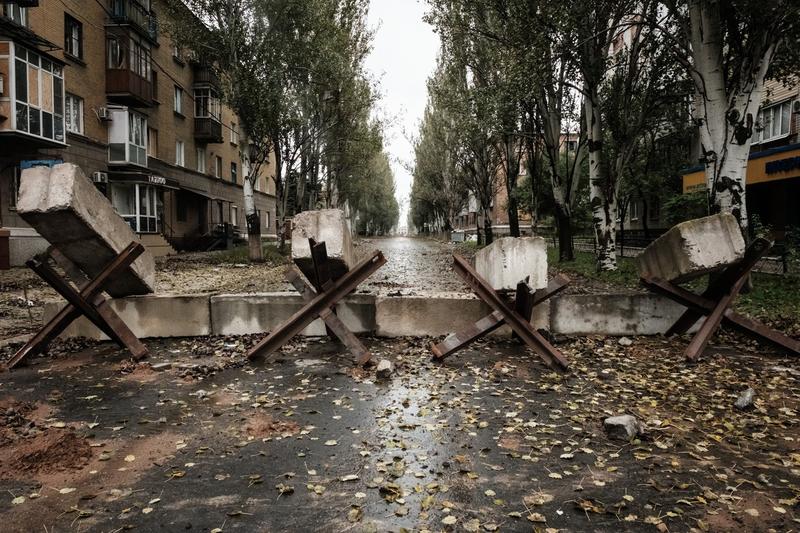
[
  {"x1": 5, "y1": 242, "x2": 148, "y2": 370},
  {"x1": 247, "y1": 250, "x2": 386, "y2": 361},
  {"x1": 667, "y1": 238, "x2": 771, "y2": 335},
  {"x1": 431, "y1": 274, "x2": 569, "y2": 360},
  {"x1": 286, "y1": 268, "x2": 372, "y2": 365},
  {"x1": 641, "y1": 275, "x2": 800, "y2": 356},
  {"x1": 448, "y1": 255, "x2": 569, "y2": 371}
]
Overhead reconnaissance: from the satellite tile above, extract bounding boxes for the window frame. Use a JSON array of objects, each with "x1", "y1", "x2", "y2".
[
  {"x1": 230, "y1": 205, "x2": 239, "y2": 227},
  {"x1": 214, "y1": 156, "x2": 223, "y2": 178},
  {"x1": 230, "y1": 161, "x2": 237, "y2": 183},
  {"x1": 65, "y1": 93, "x2": 84, "y2": 134},
  {"x1": 755, "y1": 100, "x2": 794, "y2": 144},
  {"x1": 175, "y1": 139, "x2": 185, "y2": 166},
  {"x1": 196, "y1": 146, "x2": 206, "y2": 173},
  {"x1": 64, "y1": 13, "x2": 83, "y2": 60},
  {"x1": 173, "y1": 85, "x2": 183, "y2": 115},
  {"x1": 230, "y1": 122, "x2": 239, "y2": 145}
]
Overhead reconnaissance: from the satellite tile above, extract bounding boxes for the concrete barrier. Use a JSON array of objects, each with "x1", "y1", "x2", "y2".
[
  {"x1": 550, "y1": 293, "x2": 696, "y2": 335},
  {"x1": 43, "y1": 294, "x2": 212, "y2": 340},
  {"x1": 17, "y1": 163, "x2": 156, "y2": 296},
  {"x1": 375, "y1": 293, "x2": 489, "y2": 337},
  {"x1": 475, "y1": 236, "x2": 547, "y2": 290},
  {"x1": 637, "y1": 214, "x2": 745, "y2": 283},
  {"x1": 42, "y1": 291, "x2": 697, "y2": 341},
  {"x1": 291, "y1": 209, "x2": 355, "y2": 282},
  {"x1": 210, "y1": 293, "x2": 375, "y2": 336}
]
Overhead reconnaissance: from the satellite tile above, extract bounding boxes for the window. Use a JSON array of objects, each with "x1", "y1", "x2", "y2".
[
  {"x1": 174, "y1": 86, "x2": 183, "y2": 114},
  {"x1": 2, "y1": 5, "x2": 26, "y2": 26},
  {"x1": 12, "y1": 45, "x2": 65, "y2": 143},
  {"x1": 264, "y1": 210, "x2": 271, "y2": 230},
  {"x1": 147, "y1": 127, "x2": 158, "y2": 157},
  {"x1": 194, "y1": 88, "x2": 220, "y2": 120},
  {"x1": 231, "y1": 205, "x2": 239, "y2": 227},
  {"x1": 110, "y1": 183, "x2": 161, "y2": 233},
  {"x1": 230, "y1": 122, "x2": 239, "y2": 144},
  {"x1": 107, "y1": 34, "x2": 151, "y2": 81},
  {"x1": 172, "y1": 44, "x2": 183, "y2": 63},
  {"x1": 629, "y1": 199, "x2": 640, "y2": 220},
  {"x1": 65, "y1": 93, "x2": 83, "y2": 134},
  {"x1": 230, "y1": 162, "x2": 237, "y2": 183},
  {"x1": 64, "y1": 14, "x2": 83, "y2": 60},
  {"x1": 108, "y1": 108, "x2": 147, "y2": 166},
  {"x1": 196, "y1": 147, "x2": 206, "y2": 173},
  {"x1": 175, "y1": 140, "x2": 185, "y2": 166},
  {"x1": 8, "y1": 166, "x2": 21, "y2": 209},
  {"x1": 756, "y1": 100, "x2": 793, "y2": 143},
  {"x1": 214, "y1": 156, "x2": 223, "y2": 178}
]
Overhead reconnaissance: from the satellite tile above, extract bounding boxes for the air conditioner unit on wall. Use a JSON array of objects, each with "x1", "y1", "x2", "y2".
[
  {"x1": 92, "y1": 172, "x2": 108, "y2": 183},
  {"x1": 97, "y1": 107, "x2": 112, "y2": 121}
]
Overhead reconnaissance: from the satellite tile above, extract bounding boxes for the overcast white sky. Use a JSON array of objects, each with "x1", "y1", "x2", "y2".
[{"x1": 365, "y1": 0, "x2": 439, "y2": 231}]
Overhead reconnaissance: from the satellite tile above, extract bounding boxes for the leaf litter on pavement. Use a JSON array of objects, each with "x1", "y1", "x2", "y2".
[{"x1": 0, "y1": 326, "x2": 798, "y2": 531}]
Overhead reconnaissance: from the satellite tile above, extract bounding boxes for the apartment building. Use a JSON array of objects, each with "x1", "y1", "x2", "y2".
[
  {"x1": 682, "y1": 78, "x2": 800, "y2": 239},
  {"x1": 450, "y1": 133, "x2": 579, "y2": 238},
  {"x1": 0, "y1": 0, "x2": 276, "y2": 263}
]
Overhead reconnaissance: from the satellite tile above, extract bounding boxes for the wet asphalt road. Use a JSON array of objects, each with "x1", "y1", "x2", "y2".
[{"x1": 360, "y1": 237, "x2": 468, "y2": 294}]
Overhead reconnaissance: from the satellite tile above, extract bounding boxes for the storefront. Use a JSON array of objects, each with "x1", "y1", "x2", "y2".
[
  {"x1": 682, "y1": 143, "x2": 800, "y2": 235},
  {"x1": 107, "y1": 172, "x2": 178, "y2": 234}
]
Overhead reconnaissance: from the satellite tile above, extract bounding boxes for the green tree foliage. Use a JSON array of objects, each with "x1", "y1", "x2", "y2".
[{"x1": 163, "y1": 0, "x2": 398, "y2": 252}]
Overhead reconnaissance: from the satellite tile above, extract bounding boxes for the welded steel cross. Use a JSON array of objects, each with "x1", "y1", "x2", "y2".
[
  {"x1": 6, "y1": 242, "x2": 149, "y2": 370},
  {"x1": 432, "y1": 254, "x2": 570, "y2": 372},
  {"x1": 640, "y1": 237, "x2": 800, "y2": 361},
  {"x1": 247, "y1": 238, "x2": 385, "y2": 365}
]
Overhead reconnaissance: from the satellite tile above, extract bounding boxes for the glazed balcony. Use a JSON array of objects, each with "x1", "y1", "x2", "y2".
[
  {"x1": 106, "y1": 67, "x2": 153, "y2": 107},
  {"x1": 109, "y1": 0, "x2": 157, "y2": 42},
  {"x1": 194, "y1": 117, "x2": 223, "y2": 144}
]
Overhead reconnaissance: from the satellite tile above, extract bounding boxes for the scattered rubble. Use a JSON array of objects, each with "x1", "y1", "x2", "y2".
[
  {"x1": 735, "y1": 387, "x2": 756, "y2": 410},
  {"x1": 376, "y1": 359, "x2": 394, "y2": 379},
  {"x1": 603, "y1": 414, "x2": 643, "y2": 441}
]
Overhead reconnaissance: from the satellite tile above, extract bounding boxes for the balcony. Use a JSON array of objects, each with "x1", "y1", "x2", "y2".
[
  {"x1": 192, "y1": 64, "x2": 220, "y2": 90},
  {"x1": 194, "y1": 117, "x2": 223, "y2": 144},
  {"x1": 109, "y1": 0, "x2": 157, "y2": 42},
  {"x1": 107, "y1": 67, "x2": 153, "y2": 107}
]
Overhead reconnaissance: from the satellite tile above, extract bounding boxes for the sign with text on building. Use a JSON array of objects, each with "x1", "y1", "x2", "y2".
[{"x1": 682, "y1": 144, "x2": 800, "y2": 193}]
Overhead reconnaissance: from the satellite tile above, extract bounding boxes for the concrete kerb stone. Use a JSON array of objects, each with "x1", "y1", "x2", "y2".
[
  {"x1": 17, "y1": 163, "x2": 156, "y2": 296},
  {"x1": 210, "y1": 292, "x2": 376, "y2": 336},
  {"x1": 42, "y1": 293, "x2": 212, "y2": 340},
  {"x1": 42, "y1": 291, "x2": 697, "y2": 341},
  {"x1": 291, "y1": 209, "x2": 356, "y2": 282},
  {"x1": 637, "y1": 213, "x2": 745, "y2": 283}
]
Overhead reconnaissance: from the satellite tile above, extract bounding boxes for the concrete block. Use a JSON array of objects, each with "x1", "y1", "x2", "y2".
[
  {"x1": 17, "y1": 163, "x2": 156, "y2": 296},
  {"x1": 43, "y1": 294, "x2": 212, "y2": 339},
  {"x1": 637, "y1": 213, "x2": 745, "y2": 283},
  {"x1": 210, "y1": 293, "x2": 375, "y2": 336},
  {"x1": 549, "y1": 293, "x2": 698, "y2": 336},
  {"x1": 291, "y1": 209, "x2": 355, "y2": 281},
  {"x1": 475, "y1": 237, "x2": 547, "y2": 291},
  {"x1": 376, "y1": 293, "x2": 488, "y2": 337}
]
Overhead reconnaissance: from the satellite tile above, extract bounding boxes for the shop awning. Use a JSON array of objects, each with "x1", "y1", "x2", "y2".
[
  {"x1": 108, "y1": 171, "x2": 180, "y2": 190},
  {"x1": 180, "y1": 185, "x2": 232, "y2": 203}
]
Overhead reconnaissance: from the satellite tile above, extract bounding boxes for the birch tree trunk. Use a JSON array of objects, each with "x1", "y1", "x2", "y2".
[
  {"x1": 243, "y1": 175, "x2": 263, "y2": 262},
  {"x1": 688, "y1": 0, "x2": 774, "y2": 238},
  {"x1": 585, "y1": 89, "x2": 617, "y2": 271}
]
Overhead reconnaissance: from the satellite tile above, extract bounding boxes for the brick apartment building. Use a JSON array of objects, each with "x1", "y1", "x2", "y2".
[
  {"x1": 450, "y1": 133, "x2": 579, "y2": 238},
  {"x1": 0, "y1": 0, "x2": 277, "y2": 264}
]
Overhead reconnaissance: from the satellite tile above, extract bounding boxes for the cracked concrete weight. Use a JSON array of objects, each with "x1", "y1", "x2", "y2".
[
  {"x1": 291, "y1": 209, "x2": 356, "y2": 282},
  {"x1": 475, "y1": 236, "x2": 547, "y2": 291},
  {"x1": 16, "y1": 163, "x2": 156, "y2": 296},
  {"x1": 637, "y1": 213, "x2": 745, "y2": 283}
]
